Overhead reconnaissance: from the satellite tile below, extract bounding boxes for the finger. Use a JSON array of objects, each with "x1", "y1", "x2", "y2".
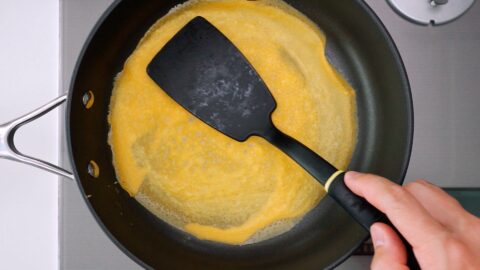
[
  {"x1": 370, "y1": 223, "x2": 408, "y2": 270},
  {"x1": 345, "y1": 171, "x2": 447, "y2": 248},
  {"x1": 404, "y1": 180, "x2": 474, "y2": 231},
  {"x1": 405, "y1": 180, "x2": 480, "y2": 249}
]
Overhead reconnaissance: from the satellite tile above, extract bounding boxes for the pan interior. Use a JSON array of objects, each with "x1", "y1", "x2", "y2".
[
  {"x1": 108, "y1": 0, "x2": 357, "y2": 246},
  {"x1": 67, "y1": 0, "x2": 412, "y2": 269}
]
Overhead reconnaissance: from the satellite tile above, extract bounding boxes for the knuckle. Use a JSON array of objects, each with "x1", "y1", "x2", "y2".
[
  {"x1": 387, "y1": 185, "x2": 409, "y2": 201},
  {"x1": 416, "y1": 178, "x2": 430, "y2": 185},
  {"x1": 371, "y1": 258, "x2": 408, "y2": 270},
  {"x1": 469, "y1": 217, "x2": 480, "y2": 232},
  {"x1": 382, "y1": 185, "x2": 411, "y2": 210},
  {"x1": 404, "y1": 180, "x2": 423, "y2": 192},
  {"x1": 449, "y1": 197, "x2": 464, "y2": 209},
  {"x1": 445, "y1": 237, "x2": 470, "y2": 262},
  {"x1": 370, "y1": 254, "x2": 387, "y2": 270},
  {"x1": 358, "y1": 172, "x2": 376, "y2": 182}
]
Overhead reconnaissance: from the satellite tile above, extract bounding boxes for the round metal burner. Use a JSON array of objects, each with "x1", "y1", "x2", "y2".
[{"x1": 387, "y1": 0, "x2": 474, "y2": 26}]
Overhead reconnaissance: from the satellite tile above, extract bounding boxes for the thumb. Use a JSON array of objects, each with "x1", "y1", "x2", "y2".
[{"x1": 370, "y1": 223, "x2": 409, "y2": 270}]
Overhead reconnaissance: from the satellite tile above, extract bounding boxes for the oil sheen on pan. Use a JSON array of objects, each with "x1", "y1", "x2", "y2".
[{"x1": 108, "y1": 0, "x2": 357, "y2": 245}]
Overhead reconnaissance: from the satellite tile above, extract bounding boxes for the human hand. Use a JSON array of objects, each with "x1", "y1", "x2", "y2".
[{"x1": 344, "y1": 171, "x2": 480, "y2": 270}]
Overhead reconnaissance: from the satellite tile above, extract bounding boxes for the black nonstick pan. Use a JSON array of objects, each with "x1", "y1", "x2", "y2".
[{"x1": 0, "y1": 0, "x2": 412, "y2": 269}]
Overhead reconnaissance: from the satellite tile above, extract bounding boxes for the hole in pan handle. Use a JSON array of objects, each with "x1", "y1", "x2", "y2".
[{"x1": 0, "y1": 94, "x2": 74, "y2": 180}]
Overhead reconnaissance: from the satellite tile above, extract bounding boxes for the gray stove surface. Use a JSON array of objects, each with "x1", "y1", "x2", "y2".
[{"x1": 60, "y1": 0, "x2": 480, "y2": 269}]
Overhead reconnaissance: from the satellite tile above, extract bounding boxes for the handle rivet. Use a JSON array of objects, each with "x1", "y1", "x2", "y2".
[
  {"x1": 87, "y1": 160, "x2": 100, "y2": 178},
  {"x1": 82, "y1": 91, "x2": 95, "y2": 109}
]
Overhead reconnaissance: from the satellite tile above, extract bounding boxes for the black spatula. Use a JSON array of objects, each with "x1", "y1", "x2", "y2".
[{"x1": 147, "y1": 16, "x2": 381, "y2": 230}]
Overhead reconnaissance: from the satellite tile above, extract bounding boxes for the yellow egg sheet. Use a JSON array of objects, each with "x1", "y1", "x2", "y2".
[{"x1": 108, "y1": 0, "x2": 357, "y2": 245}]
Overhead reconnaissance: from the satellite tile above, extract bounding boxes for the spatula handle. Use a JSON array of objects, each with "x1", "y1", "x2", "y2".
[
  {"x1": 327, "y1": 173, "x2": 420, "y2": 269},
  {"x1": 263, "y1": 127, "x2": 338, "y2": 183},
  {"x1": 264, "y1": 127, "x2": 383, "y2": 226},
  {"x1": 326, "y1": 172, "x2": 383, "y2": 228}
]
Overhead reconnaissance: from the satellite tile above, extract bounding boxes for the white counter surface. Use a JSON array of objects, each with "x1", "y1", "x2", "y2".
[{"x1": 0, "y1": 1, "x2": 59, "y2": 269}]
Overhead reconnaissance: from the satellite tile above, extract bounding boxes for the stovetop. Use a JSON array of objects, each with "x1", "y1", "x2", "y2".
[{"x1": 59, "y1": 1, "x2": 480, "y2": 269}]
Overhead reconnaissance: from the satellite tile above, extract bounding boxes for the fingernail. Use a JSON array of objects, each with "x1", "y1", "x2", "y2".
[
  {"x1": 370, "y1": 223, "x2": 385, "y2": 249},
  {"x1": 345, "y1": 171, "x2": 363, "y2": 182}
]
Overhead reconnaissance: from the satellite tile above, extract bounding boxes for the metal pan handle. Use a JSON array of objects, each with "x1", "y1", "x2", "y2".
[{"x1": 0, "y1": 94, "x2": 74, "y2": 180}]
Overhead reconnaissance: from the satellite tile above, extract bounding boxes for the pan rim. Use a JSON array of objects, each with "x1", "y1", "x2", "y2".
[
  {"x1": 65, "y1": 0, "x2": 151, "y2": 269},
  {"x1": 325, "y1": 0, "x2": 413, "y2": 268},
  {"x1": 65, "y1": 0, "x2": 414, "y2": 269}
]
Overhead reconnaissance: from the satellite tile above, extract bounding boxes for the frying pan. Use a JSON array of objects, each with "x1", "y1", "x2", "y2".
[{"x1": 0, "y1": 0, "x2": 412, "y2": 269}]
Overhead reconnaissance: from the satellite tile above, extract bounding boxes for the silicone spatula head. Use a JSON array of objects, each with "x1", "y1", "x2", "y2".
[{"x1": 147, "y1": 16, "x2": 276, "y2": 141}]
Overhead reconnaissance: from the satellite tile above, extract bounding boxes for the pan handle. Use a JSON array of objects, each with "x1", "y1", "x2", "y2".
[{"x1": 0, "y1": 94, "x2": 74, "y2": 180}]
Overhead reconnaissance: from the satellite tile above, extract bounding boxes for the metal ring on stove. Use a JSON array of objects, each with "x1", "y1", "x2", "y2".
[{"x1": 388, "y1": 0, "x2": 475, "y2": 26}]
